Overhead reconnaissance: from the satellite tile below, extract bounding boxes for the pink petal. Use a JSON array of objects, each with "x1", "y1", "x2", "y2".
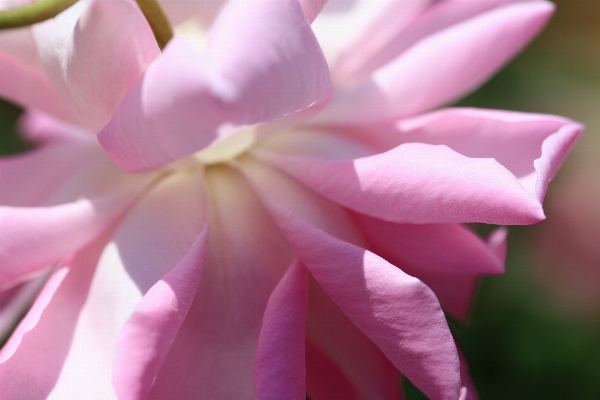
[
  {"x1": 238, "y1": 159, "x2": 459, "y2": 399},
  {"x1": 311, "y1": 0, "x2": 404, "y2": 64},
  {"x1": 0, "y1": 193, "x2": 137, "y2": 287},
  {"x1": 315, "y1": 1, "x2": 554, "y2": 124},
  {"x1": 17, "y1": 111, "x2": 93, "y2": 144},
  {"x1": 99, "y1": 0, "x2": 332, "y2": 172},
  {"x1": 353, "y1": 214, "x2": 505, "y2": 275},
  {"x1": 64, "y1": 0, "x2": 160, "y2": 131},
  {"x1": 306, "y1": 275, "x2": 402, "y2": 400},
  {"x1": 0, "y1": 44, "x2": 74, "y2": 122},
  {"x1": 305, "y1": 339, "x2": 360, "y2": 400},
  {"x1": 113, "y1": 228, "x2": 208, "y2": 400},
  {"x1": 255, "y1": 260, "x2": 308, "y2": 400},
  {"x1": 0, "y1": 273, "x2": 47, "y2": 340},
  {"x1": 299, "y1": 0, "x2": 328, "y2": 23},
  {"x1": 146, "y1": 166, "x2": 294, "y2": 398},
  {"x1": 0, "y1": 235, "x2": 107, "y2": 399},
  {"x1": 254, "y1": 142, "x2": 545, "y2": 225},
  {"x1": 354, "y1": 217, "x2": 508, "y2": 320},
  {"x1": 30, "y1": 1, "x2": 91, "y2": 124},
  {"x1": 110, "y1": 171, "x2": 209, "y2": 399},
  {"x1": 262, "y1": 205, "x2": 460, "y2": 399},
  {"x1": 41, "y1": 236, "x2": 148, "y2": 397},
  {"x1": 391, "y1": 108, "x2": 583, "y2": 202},
  {"x1": 333, "y1": 0, "x2": 532, "y2": 82},
  {"x1": 0, "y1": 141, "x2": 95, "y2": 207}
]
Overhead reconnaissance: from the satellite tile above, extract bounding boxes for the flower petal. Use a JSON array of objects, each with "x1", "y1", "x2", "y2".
[
  {"x1": 98, "y1": 0, "x2": 333, "y2": 172},
  {"x1": 43, "y1": 239, "x2": 146, "y2": 398},
  {"x1": 306, "y1": 275, "x2": 402, "y2": 400},
  {"x1": 0, "y1": 273, "x2": 47, "y2": 340},
  {"x1": 353, "y1": 215, "x2": 505, "y2": 276},
  {"x1": 332, "y1": 0, "x2": 533, "y2": 82},
  {"x1": 0, "y1": 44, "x2": 74, "y2": 121},
  {"x1": 0, "y1": 193, "x2": 137, "y2": 287},
  {"x1": 263, "y1": 207, "x2": 460, "y2": 399},
  {"x1": 111, "y1": 171, "x2": 209, "y2": 400},
  {"x1": 0, "y1": 141, "x2": 95, "y2": 207},
  {"x1": 0, "y1": 233, "x2": 109, "y2": 400},
  {"x1": 315, "y1": 1, "x2": 554, "y2": 124},
  {"x1": 64, "y1": 0, "x2": 160, "y2": 131},
  {"x1": 255, "y1": 259, "x2": 308, "y2": 400},
  {"x1": 390, "y1": 108, "x2": 583, "y2": 202},
  {"x1": 240, "y1": 159, "x2": 460, "y2": 400},
  {"x1": 254, "y1": 142, "x2": 545, "y2": 225},
  {"x1": 299, "y1": 0, "x2": 328, "y2": 23},
  {"x1": 146, "y1": 166, "x2": 294, "y2": 398}
]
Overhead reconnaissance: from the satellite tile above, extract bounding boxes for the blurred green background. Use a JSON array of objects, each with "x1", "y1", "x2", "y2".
[{"x1": 2, "y1": 1, "x2": 600, "y2": 399}]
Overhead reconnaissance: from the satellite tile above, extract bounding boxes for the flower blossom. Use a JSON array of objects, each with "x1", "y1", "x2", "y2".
[{"x1": 0, "y1": 0, "x2": 582, "y2": 399}]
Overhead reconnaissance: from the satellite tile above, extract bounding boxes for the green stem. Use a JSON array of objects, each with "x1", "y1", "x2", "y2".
[
  {"x1": 0, "y1": 0, "x2": 79, "y2": 29},
  {"x1": 134, "y1": 0, "x2": 173, "y2": 50}
]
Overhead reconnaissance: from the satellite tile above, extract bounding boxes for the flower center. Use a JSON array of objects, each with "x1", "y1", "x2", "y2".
[{"x1": 194, "y1": 128, "x2": 255, "y2": 166}]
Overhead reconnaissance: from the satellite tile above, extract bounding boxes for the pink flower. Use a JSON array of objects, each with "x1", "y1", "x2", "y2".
[{"x1": 0, "y1": 0, "x2": 582, "y2": 399}]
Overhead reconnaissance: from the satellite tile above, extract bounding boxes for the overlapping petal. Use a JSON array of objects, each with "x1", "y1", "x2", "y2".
[
  {"x1": 0, "y1": 0, "x2": 159, "y2": 130},
  {"x1": 111, "y1": 171, "x2": 209, "y2": 400},
  {"x1": 353, "y1": 215, "x2": 505, "y2": 276},
  {"x1": 239, "y1": 158, "x2": 459, "y2": 400},
  {"x1": 390, "y1": 108, "x2": 583, "y2": 201},
  {"x1": 265, "y1": 208, "x2": 460, "y2": 400},
  {"x1": 254, "y1": 142, "x2": 545, "y2": 225},
  {"x1": 0, "y1": 193, "x2": 136, "y2": 287},
  {"x1": 314, "y1": 1, "x2": 554, "y2": 124},
  {"x1": 98, "y1": 0, "x2": 333, "y2": 172},
  {"x1": 63, "y1": 0, "x2": 160, "y2": 131},
  {"x1": 255, "y1": 259, "x2": 308, "y2": 400},
  {"x1": 306, "y1": 276, "x2": 402, "y2": 400},
  {"x1": 145, "y1": 167, "x2": 294, "y2": 399},
  {"x1": 0, "y1": 234, "x2": 109, "y2": 400},
  {"x1": 332, "y1": 0, "x2": 534, "y2": 82}
]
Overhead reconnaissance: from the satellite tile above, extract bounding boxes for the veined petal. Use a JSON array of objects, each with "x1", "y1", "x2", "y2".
[
  {"x1": 255, "y1": 260, "x2": 308, "y2": 400},
  {"x1": 391, "y1": 108, "x2": 583, "y2": 202},
  {"x1": 259, "y1": 206, "x2": 460, "y2": 400},
  {"x1": 114, "y1": 229, "x2": 208, "y2": 400},
  {"x1": 254, "y1": 142, "x2": 545, "y2": 225},
  {"x1": 0, "y1": 140, "x2": 95, "y2": 207},
  {"x1": 0, "y1": 233, "x2": 109, "y2": 400},
  {"x1": 306, "y1": 276, "x2": 402, "y2": 400},
  {"x1": 98, "y1": 0, "x2": 332, "y2": 172},
  {"x1": 311, "y1": 0, "x2": 401, "y2": 64},
  {"x1": 314, "y1": 1, "x2": 554, "y2": 124},
  {"x1": 111, "y1": 170, "x2": 209, "y2": 400},
  {"x1": 146, "y1": 166, "x2": 294, "y2": 399},
  {"x1": 64, "y1": 0, "x2": 160, "y2": 131},
  {"x1": 0, "y1": 193, "x2": 137, "y2": 287},
  {"x1": 0, "y1": 46, "x2": 74, "y2": 121},
  {"x1": 240, "y1": 158, "x2": 459, "y2": 400},
  {"x1": 31, "y1": 0, "x2": 91, "y2": 125},
  {"x1": 299, "y1": 0, "x2": 328, "y2": 23},
  {"x1": 305, "y1": 339, "x2": 360, "y2": 400},
  {"x1": 333, "y1": 0, "x2": 536, "y2": 82},
  {"x1": 353, "y1": 215, "x2": 505, "y2": 276},
  {"x1": 44, "y1": 240, "x2": 146, "y2": 399}
]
